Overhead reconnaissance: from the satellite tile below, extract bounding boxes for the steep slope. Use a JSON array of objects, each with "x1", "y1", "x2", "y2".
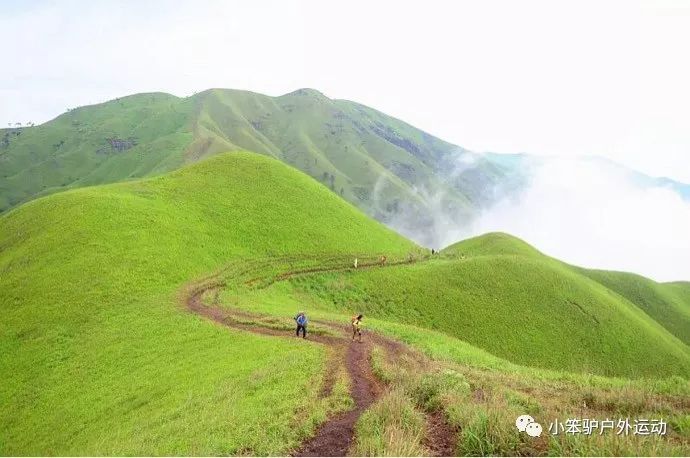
[
  {"x1": 0, "y1": 152, "x2": 418, "y2": 454},
  {"x1": 0, "y1": 88, "x2": 515, "y2": 245},
  {"x1": 289, "y1": 233, "x2": 690, "y2": 378}
]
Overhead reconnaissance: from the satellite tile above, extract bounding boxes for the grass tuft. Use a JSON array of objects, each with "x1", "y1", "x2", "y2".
[{"x1": 353, "y1": 389, "x2": 428, "y2": 456}]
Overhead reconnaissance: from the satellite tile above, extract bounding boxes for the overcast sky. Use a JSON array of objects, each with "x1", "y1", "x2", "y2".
[{"x1": 1, "y1": 0, "x2": 689, "y2": 182}]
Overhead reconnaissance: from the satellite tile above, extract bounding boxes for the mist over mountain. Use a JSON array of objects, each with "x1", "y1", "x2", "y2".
[
  {"x1": 452, "y1": 155, "x2": 690, "y2": 281},
  {"x1": 0, "y1": 88, "x2": 510, "y2": 226},
  {"x1": 1, "y1": 87, "x2": 688, "y2": 280}
]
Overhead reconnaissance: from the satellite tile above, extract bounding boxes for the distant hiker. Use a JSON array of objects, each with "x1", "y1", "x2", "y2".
[
  {"x1": 354, "y1": 258, "x2": 358, "y2": 269},
  {"x1": 380, "y1": 255, "x2": 387, "y2": 266},
  {"x1": 431, "y1": 249, "x2": 435, "y2": 255},
  {"x1": 351, "y1": 314, "x2": 363, "y2": 342},
  {"x1": 294, "y1": 312, "x2": 308, "y2": 339}
]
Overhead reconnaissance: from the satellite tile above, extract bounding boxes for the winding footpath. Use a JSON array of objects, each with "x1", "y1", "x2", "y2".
[{"x1": 185, "y1": 256, "x2": 456, "y2": 457}]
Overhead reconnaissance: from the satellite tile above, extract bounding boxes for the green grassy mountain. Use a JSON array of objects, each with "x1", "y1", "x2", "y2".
[
  {"x1": 1, "y1": 153, "x2": 688, "y2": 455},
  {"x1": 0, "y1": 88, "x2": 517, "y2": 246}
]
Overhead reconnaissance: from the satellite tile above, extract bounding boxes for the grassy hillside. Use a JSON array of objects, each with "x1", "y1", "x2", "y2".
[
  {"x1": 577, "y1": 268, "x2": 690, "y2": 346},
  {"x1": 215, "y1": 269, "x2": 690, "y2": 456},
  {"x1": 1, "y1": 151, "x2": 688, "y2": 455},
  {"x1": 441, "y1": 230, "x2": 543, "y2": 258},
  {"x1": 667, "y1": 281, "x2": 690, "y2": 298},
  {"x1": 0, "y1": 93, "x2": 194, "y2": 211},
  {"x1": 0, "y1": 152, "x2": 418, "y2": 454},
  {"x1": 286, "y1": 233, "x2": 690, "y2": 378},
  {"x1": 0, "y1": 88, "x2": 516, "y2": 246}
]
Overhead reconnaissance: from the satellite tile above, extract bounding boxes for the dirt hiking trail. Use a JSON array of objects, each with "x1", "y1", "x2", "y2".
[
  {"x1": 293, "y1": 338, "x2": 381, "y2": 456},
  {"x1": 185, "y1": 256, "x2": 456, "y2": 456}
]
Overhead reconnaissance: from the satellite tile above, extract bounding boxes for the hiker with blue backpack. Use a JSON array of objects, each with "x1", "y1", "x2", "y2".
[{"x1": 294, "y1": 312, "x2": 308, "y2": 338}]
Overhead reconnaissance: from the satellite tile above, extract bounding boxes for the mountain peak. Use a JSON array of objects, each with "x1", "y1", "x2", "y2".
[
  {"x1": 443, "y1": 232, "x2": 543, "y2": 258},
  {"x1": 281, "y1": 88, "x2": 329, "y2": 99}
]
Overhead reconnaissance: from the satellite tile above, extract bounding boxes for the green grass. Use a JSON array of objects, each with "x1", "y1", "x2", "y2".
[
  {"x1": 440, "y1": 231, "x2": 544, "y2": 258},
  {"x1": 2, "y1": 150, "x2": 689, "y2": 455},
  {"x1": 240, "y1": 272, "x2": 690, "y2": 397},
  {"x1": 0, "y1": 152, "x2": 416, "y2": 454},
  {"x1": 0, "y1": 93, "x2": 194, "y2": 212},
  {"x1": 280, "y1": 233, "x2": 690, "y2": 378},
  {"x1": 360, "y1": 332, "x2": 689, "y2": 456},
  {"x1": 353, "y1": 389, "x2": 428, "y2": 456},
  {"x1": 576, "y1": 268, "x2": 690, "y2": 346}
]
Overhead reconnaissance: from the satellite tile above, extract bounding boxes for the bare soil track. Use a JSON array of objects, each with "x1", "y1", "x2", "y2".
[
  {"x1": 185, "y1": 257, "x2": 456, "y2": 457},
  {"x1": 293, "y1": 338, "x2": 382, "y2": 457},
  {"x1": 423, "y1": 410, "x2": 458, "y2": 457}
]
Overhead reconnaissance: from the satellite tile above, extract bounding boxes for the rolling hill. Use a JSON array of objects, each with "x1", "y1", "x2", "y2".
[
  {"x1": 0, "y1": 88, "x2": 519, "y2": 246},
  {"x1": 0, "y1": 152, "x2": 418, "y2": 454},
  {"x1": 287, "y1": 232, "x2": 690, "y2": 378},
  {"x1": 576, "y1": 268, "x2": 690, "y2": 346},
  {"x1": 1, "y1": 152, "x2": 688, "y2": 455}
]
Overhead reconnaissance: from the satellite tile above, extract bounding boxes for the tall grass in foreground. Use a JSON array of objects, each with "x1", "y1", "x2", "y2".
[
  {"x1": 353, "y1": 389, "x2": 428, "y2": 456},
  {"x1": 224, "y1": 276, "x2": 690, "y2": 455},
  {"x1": 362, "y1": 345, "x2": 690, "y2": 456}
]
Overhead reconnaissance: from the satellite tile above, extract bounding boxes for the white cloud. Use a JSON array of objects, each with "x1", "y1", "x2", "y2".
[
  {"x1": 467, "y1": 158, "x2": 690, "y2": 282},
  {"x1": 1, "y1": 0, "x2": 689, "y2": 181}
]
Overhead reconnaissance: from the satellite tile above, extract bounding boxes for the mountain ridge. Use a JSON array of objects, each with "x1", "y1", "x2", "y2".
[
  {"x1": 1, "y1": 88, "x2": 500, "y2": 246},
  {"x1": 2, "y1": 87, "x2": 689, "y2": 248}
]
